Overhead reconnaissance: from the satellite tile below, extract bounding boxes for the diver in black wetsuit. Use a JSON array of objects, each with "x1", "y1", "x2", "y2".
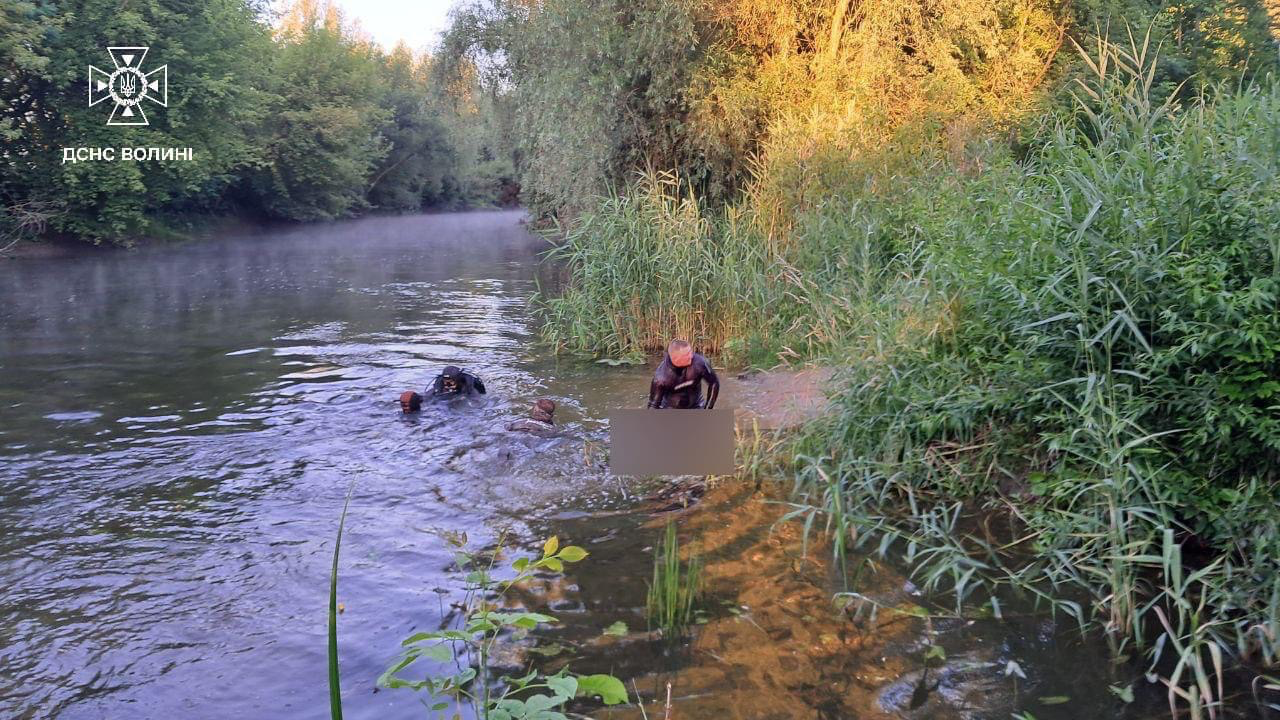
[
  {"x1": 399, "y1": 366, "x2": 486, "y2": 413},
  {"x1": 647, "y1": 339, "x2": 720, "y2": 409},
  {"x1": 430, "y1": 365, "x2": 486, "y2": 398}
]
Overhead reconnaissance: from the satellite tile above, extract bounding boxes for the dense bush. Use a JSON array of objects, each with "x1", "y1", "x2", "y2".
[{"x1": 788, "y1": 37, "x2": 1280, "y2": 713}]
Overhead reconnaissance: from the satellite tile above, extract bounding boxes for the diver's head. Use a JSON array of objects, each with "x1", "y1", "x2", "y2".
[
  {"x1": 667, "y1": 339, "x2": 693, "y2": 368},
  {"x1": 440, "y1": 365, "x2": 463, "y2": 392},
  {"x1": 399, "y1": 390, "x2": 422, "y2": 413},
  {"x1": 532, "y1": 398, "x2": 556, "y2": 424}
]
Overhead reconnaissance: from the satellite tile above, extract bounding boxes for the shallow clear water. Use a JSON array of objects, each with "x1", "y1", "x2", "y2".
[{"x1": 1, "y1": 211, "x2": 1139, "y2": 720}]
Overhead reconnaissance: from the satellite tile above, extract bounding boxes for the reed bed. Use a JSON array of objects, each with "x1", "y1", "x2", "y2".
[
  {"x1": 788, "y1": 32, "x2": 1280, "y2": 717},
  {"x1": 541, "y1": 27, "x2": 1280, "y2": 716},
  {"x1": 538, "y1": 169, "x2": 784, "y2": 356}
]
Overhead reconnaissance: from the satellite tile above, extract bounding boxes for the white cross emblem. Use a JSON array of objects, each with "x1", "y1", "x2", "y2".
[{"x1": 88, "y1": 46, "x2": 168, "y2": 126}]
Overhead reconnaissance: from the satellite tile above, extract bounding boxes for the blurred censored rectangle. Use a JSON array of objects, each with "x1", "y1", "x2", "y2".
[{"x1": 608, "y1": 408, "x2": 735, "y2": 476}]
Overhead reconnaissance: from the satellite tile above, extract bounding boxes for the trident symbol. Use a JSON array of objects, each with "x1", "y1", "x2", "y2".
[{"x1": 119, "y1": 74, "x2": 137, "y2": 98}]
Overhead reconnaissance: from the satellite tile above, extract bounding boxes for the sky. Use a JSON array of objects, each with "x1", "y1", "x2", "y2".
[{"x1": 331, "y1": 0, "x2": 457, "y2": 53}]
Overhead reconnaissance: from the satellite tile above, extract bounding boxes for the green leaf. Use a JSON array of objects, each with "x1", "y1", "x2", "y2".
[
  {"x1": 498, "y1": 611, "x2": 558, "y2": 630},
  {"x1": 513, "y1": 556, "x2": 530, "y2": 572},
  {"x1": 420, "y1": 643, "x2": 453, "y2": 662},
  {"x1": 1109, "y1": 684, "x2": 1135, "y2": 703},
  {"x1": 558, "y1": 546, "x2": 588, "y2": 563},
  {"x1": 492, "y1": 611, "x2": 557, "y2": 623},
  {"x1": 523, "y1": 693, "x2": 564, "y2": 713},
  {"x1": 602, "y1": 621, "x2": 628, "y2": 636},
  {"x1": 401, "y1": 631, "x2": 445, "y2": 646},
  {"x1": 547, "y1": 675, "x2": 578, "y2": 700},
  {"x1": 543, "y1": 536, "x2": 559, "y2": 557},
  {"x1": 575, "y1": 674, "x2": 628, "y2": 705},
  {"x1": 376, "y1": 654, "x2": 419, "y2": 689},
  {"x1": 506, "y1": 669, "x2": 538, "y2": 689},
  {"x1": 492, "y1": 699, "x2": 522, "y2": 717},
  {"x1": 542, "y1": 557, "x2": 564, "y2": 573}
]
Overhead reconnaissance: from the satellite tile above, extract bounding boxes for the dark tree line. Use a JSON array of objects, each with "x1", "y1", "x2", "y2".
[{"x1": 1, "y1": 0, "x2": 516, "y2": 244}]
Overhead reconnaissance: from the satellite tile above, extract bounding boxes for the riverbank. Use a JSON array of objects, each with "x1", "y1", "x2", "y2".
[
  {"x1": 0, "y1": 214, "x2": 276, "y2": 260},
  {"x1": 536, "y1": 40, "x2": 1280, "y2": 718}
]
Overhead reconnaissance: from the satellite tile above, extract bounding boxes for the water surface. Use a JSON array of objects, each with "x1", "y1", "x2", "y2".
[
  {"x1": 0, "y1": 211, "x2": 651, "y2": 719},
  {"x1": 1, "y1": 211, "x2": 1135, "y2": 720}
]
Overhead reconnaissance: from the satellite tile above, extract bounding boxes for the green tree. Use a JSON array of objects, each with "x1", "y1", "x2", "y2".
[
  {"x1": 366, "y1": 43, "x2": 458, "y2": 211},
  {"x1": 439, "y1": 0, "x2": 703, "y2": 217},
  {"x1": 249, "y1": 1, "x2": 388, "y2": 221},
  {"x1": 2, "y1": 0, "x2": 275, "y2": 242}
]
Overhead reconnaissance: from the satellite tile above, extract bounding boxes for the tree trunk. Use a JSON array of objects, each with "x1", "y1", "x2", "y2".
[{"x1": 825, "y1": 0, "x2": 854, "y2": 60}]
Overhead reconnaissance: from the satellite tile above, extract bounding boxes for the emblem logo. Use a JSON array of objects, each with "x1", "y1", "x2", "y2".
[{"x1": 89, "y1": 47, "x2": 168, "y2": 126}]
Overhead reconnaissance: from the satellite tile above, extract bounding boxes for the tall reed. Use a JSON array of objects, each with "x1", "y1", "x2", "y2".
[
  {"x1": 537, "y1": 21, "x2": 1279, "y2": 715},
  {"x1": 788, "y1": 27, "x2": 1280, "y2": 717},
  {"x1": 646, "y1": 521, "x2": 703, "y2": 638}
]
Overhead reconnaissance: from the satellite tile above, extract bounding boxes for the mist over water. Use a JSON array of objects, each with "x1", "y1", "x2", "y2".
[
  {"x1": 0, "y1": 210, "x2": 1132, "y2": 720},
  {"x1": 0, "y1": 211, "x2": 651, "y2": 719}
]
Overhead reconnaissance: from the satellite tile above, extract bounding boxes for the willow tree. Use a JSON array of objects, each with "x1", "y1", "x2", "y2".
[
  {"x1": 436, "y1": 0, "x2": 1067, "y2": 216},
  {"x1": 438, "y1": 0, "x2": 704, "y2": 217},
  {"x1": 438, "y1": 0, "x2": 1278, "y2": 220}
]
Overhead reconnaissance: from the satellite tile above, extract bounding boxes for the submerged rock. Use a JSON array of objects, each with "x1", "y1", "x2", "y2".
[{"x1": 876, "y1": 652, "x2": 1014, "y2": 719}]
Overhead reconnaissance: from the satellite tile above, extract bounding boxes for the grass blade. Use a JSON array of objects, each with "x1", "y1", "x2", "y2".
[{"x1": 329, "y1": 484, "x2": 354, "y2": 720}]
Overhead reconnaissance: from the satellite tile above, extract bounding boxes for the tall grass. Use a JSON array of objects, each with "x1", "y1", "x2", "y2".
[
  {"x1": 537, "y1": 160, "x2": 951, "y2": 361},
  {"x1": 786, "y1": 29, "x2": 1280, "y2": 717},
  {"x1": 538, "y1": 169, "x2": 780, "y2": 356},
  {"x1": 328, "y1": 486, "x2": 354, "y2": 720},
  {"x1": 646, "y1": 521, "x2": 703, "y2": 638},
  {"x1": 540, "y1": 23, "x2": 1280, "y2": 716}
]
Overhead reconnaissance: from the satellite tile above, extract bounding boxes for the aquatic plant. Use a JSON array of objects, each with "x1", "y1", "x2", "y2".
[
  {"x1": 534, "y1": 11, "x2": 1280, "y2": 715},
  {"x1": 379, "y1": 534, "x2": 628, "y2": 719},
  {"x1": 327, "y1": 485, "x2": 353, "y2": 720},
  {"x1": 735, "y1": 419, "x2": 789, "y2": 487},
  {"x1": 785, "y1": 27, "x2": 1280, "y2": 719},
  {"x1": 537, "y1": 169, "x2": 779, "y2": 355},
  {"x1": 646, "y1": 521, "x2": 703, "y2": 638}
]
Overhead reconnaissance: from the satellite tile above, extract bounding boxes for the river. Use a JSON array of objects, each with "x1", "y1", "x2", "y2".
[{"x1": 1, "y1": 211, "x2": 1134, "y2": 720}]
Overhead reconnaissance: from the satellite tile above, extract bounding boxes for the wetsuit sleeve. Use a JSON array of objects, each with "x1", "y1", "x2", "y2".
[
  {"x1": 472, "y1": 376, "x2": 486, "y2": 394},
  {"x1": 430, "y1": 375, "x2": 444, "y2": 395},
  {"x1": 647, "y1": 377, "x2": 666, "y2": 409},
  {"x1": 702, "y1": 359, "x2": 719, "y2": 410}
]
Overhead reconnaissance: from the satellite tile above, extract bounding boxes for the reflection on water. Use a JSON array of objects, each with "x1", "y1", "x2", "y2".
[
  {"x1": 1, "y1": 210, "x2": 1133, "y2": 720},
  {"x1": 0, "y1": 211, "x2": 646, "y2": 719}
]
